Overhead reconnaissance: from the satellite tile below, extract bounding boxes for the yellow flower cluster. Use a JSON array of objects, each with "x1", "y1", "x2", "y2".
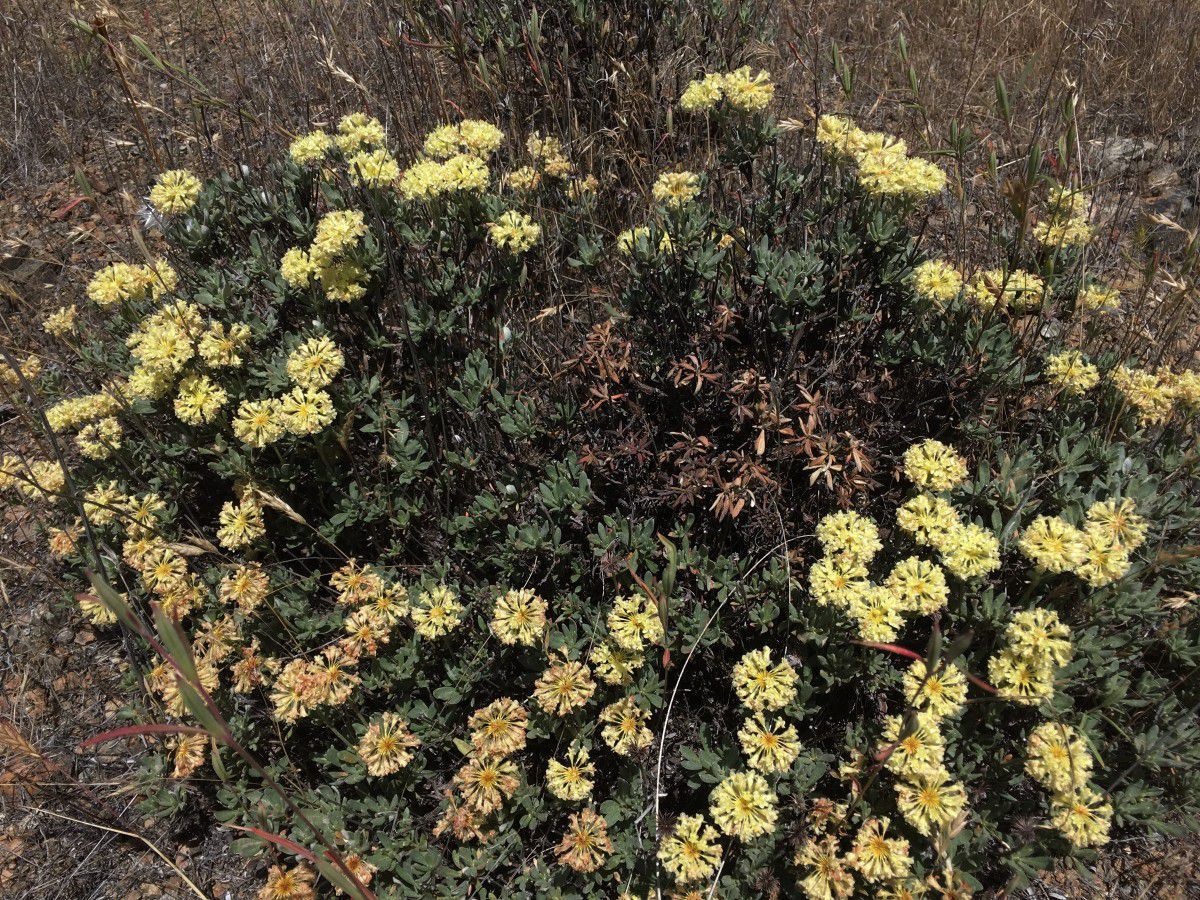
[
  {"x1": 149, "y1": 169, "x2": 202, "y2": 215},
  {"x1": 507, "y1": 165, "x2": 541, "y2": 192},
  {"x1": 795, "y1": 830, "x2": 855, "y2": 899},
  {"x1": 873, "y1": 653, "x2": 976, "y2": 843},
  {"x1": 679, "y1": 67, "x2": 774, "y2": 112},
  {"x1": 607, "y1": 592, "x2": 664, "y2": 651},
  {"x1": 1111, "y1": 365, "x2": 1178, "y2": 426},
  {"x1": 76, "y1": 592, "x2": 117, "y2": 628},
  {"x1": 1087, "y1": 496, "x2": 1148, "y2": 550},
  {"x1": 1172, "y1": 370, "x2": 1200, "y2": 412},
  {"x1": 0, "y1": 455, "x2": 66, "y2": 501},
  {"x1": 848, "y1": 583, "x2": 907, "y2": 642},
  {"x1": 219, "y1": 562, "x2": 270, "y2": 613},
  {"x1": 94, "y1": 303, "x2": 333, "y2": 453},
  {"x1": 335, "y1": 112, "x2": 387, "y2": 154},
  {"x1": 617, "y1": 226, "x2": 673, "y2": 256},
  {"x1": 709, "y1": 769, "x2": 778, "y2": 839},
  {"x1": 411, "y1": 584, "x2": 465, "y2": 639},
  {"x1": 125, "y1": 299, "x2": 204, "y2": 398},
  {"x1": 988, "y1": 607, "x2": 1072, "y2": 705},
  {"x1": 280, "y1": 208, "x2": 369, "y2": 302},
  {"x1": 731, "y1": 647, "x2": 798, "y2": 711},
  {"x1": 1033, "y1": 184, "x2": 1093, "y2": 250},
  {"x1": 903, "y1": 439, "x2": 968, "y2": 492},
  {"x1": 0, "y1": 354, "x2": 40, "y2": 394},
  {"x1": 934, "y1": 517, "x2": 1002, "y2": 581},
  {"x1": 1020, "y1": 498, "x2": 1143, "y2": 587},
  {"x1": 894, "y1": 765, "x2": 968, "y2": 836},
  {"x1": 198, "y1": 321, "x2": 251, "y2": 367},
  {"x1": 652, "y1": 171, "x2": 701, "y2": 208},
  {"x1": 268, "y1": 560, "x2": 412, "y2": 722},
  {"x1": 728, "y1": 647, "x2": 805, "y2": 781},
  {"x1": 816, "y1": 508, "x2": 883, "y2": 562},
  {"x1": 965, "y1": 267, "x2": 1046, "y2": 312},
  {"x1": 358, "y1": 711, "x2": 422, "y2": 776},
  {"x1": 423, "y1": 119, "x2": 505, "y2": 159},
  {"x1": 679, "y1": 73, "x2": 725, "y2": 110},
  {"x1": 526, "y1": 132, "x2": 573, "y2": 178},
  {"x1": 348, "y1": 147, "x2": 401, "y2": 188},
  {"x1": 232, "y1": 399, "x2": 283, "y2": 447},
  {"x1": 396, "y1": 121, "x2": 502, "y2": 201},
  {"x1": 288, "y1": 129, "x2": 335, "y2": 166},
  {"x1": 1033, "y1": 216, "x2": 1093, "y2": 249},
  {"x1": 847, "y1": 817, "x2": 913, "y2": 885},
  {"x1": 398, "y1": 152, "x2": 490, "y2": 201},
  {"x1": 490, "y1": 587, "x2": 548, "y2": 646},
  {"x1": 76, "y1": 416, "x2": 123, "y2": 460},
  {"x1": 217, "y1": 494, "x2": 265, "y2": 549},
  {"x1": 1045, "y1": 350, "x2": 1100, "y2": 396},
  {"x1": 810, "y1": 440, "x2": 1002, "y2": 644},
  {"x1": 902, "y1": 658, "x2": 968, "y2": 720},
  {"x1": 1018, "y1": 514, "x2": 1085, "y2": 573},
  {"x1": 814, "y1": 504, "x2": 980, "y2": 642},
  {"x1": 881, "y1": 710, "x2": 944, "y2": 777},
  {"x1": 599, "y1": 696, "x2": 653, "y2": 755},
  {"x1": 589, "y1": 638, "x2": 645, "y2": 686},
  {"x1": 487, "y1": 210, "x2": 541, "y2": 253},
  {"x1": 895, "y1": 493, "x2": 959, "y2": 547},
  {"x1": 1077, "y1": 499, "x2": 1144, "y2": 587},
  {"x1": 738, "y1": 714, "x2": 801, "y2": 773},
  {"x1": 886, "y1": 556, "x2": 949, "y2": 615},
  {"x1": 1077, "y1": 281, "x2": 1121, "y2": 314},
  {"x1": 86, "y1": 259, "x2": 177, "y2": 307},
  {"x1": 1025, "y1": 721, "x2": 1093, "y2": 794},
  {"x1": 1049, "y1": 785, "x2": 1113, "y2": 848},
  {"x1": 816, "y1": 115, "x2": 946, "y2": 198},
  {"x1": 555, "y1": 807, "x2": 612, "y2": 872},
  {"x1": 469, "y1": 697, "x2": 528, "y2": 756},
  {"x1": 231, "y1": 334, "x2": 341, "y2": 447},
  {"x1": 566, "y1": 173, "x2": 599, "y2": 202},
  {"x1": 47, "y1": 524, "x2": 81, "y2": 559},
  {"x1": 909, "y1": 259, "x2": 964, "y2": 308},
  {"x1": 533, "y1": 652, "x2": 596, "y2": 716},
  {"x1": 286, "y1": 335, "x2": 345, "y2": 389},
  {"x1": 42, "y1": 304, "x2": 78, "y2": 337},
  {"x1": 546, "y1": 743, "x2": 595, "y2": 801},
  {"x1": 257, "y1": 864, "x2": 316, "y2": 900},
  {"x1": 658, "y1": 813, "x2": 722, "y2": 884},
  {"x1": 45, "y1": 391, "x2": 121, "y2": 432},
  {"x1": 174, "y1": 373, "x2": 228, "y2": 425},
  {"x1": 1026, "y1": 718, "x2": 1111, "y2": 849}
]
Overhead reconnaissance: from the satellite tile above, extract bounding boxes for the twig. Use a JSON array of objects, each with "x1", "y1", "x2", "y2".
[{"x1": 28, "y1": 806, "x2": 209, "y2": 899}]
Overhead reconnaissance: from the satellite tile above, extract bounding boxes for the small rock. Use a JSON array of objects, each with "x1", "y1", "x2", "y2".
[
  {"x1": 1147, "y1": 163, "x2": 1182, "y2": 191},
  {"x1": 1094, "y1": 135, "x2": 1160, "y2": 175}
]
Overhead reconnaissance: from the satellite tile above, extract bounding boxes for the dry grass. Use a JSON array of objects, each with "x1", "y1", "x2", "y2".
[
  {"x1": 3, "y1": 1, "x2": 1197, "y2": 184},
  {"x1": 789, "y1": 0, "x2": 1200, "y2": 137},
  {"x1": 4, "y1": 2, "x2": 1196, "y2": 358}
]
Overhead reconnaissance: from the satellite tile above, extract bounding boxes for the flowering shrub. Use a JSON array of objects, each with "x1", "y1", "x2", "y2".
[{"x1": 6, "y1": 10, "x2": 1200, "y2": 898}]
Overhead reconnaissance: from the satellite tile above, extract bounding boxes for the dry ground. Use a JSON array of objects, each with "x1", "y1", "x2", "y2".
[{"x1": 1, "y1": 1, "x2": 1198, "y2": 897}]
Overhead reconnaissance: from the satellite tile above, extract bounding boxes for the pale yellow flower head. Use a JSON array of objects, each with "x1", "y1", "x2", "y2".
[{"x1": 149, "y1": 169, "x2": 202, "y2": 215}]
